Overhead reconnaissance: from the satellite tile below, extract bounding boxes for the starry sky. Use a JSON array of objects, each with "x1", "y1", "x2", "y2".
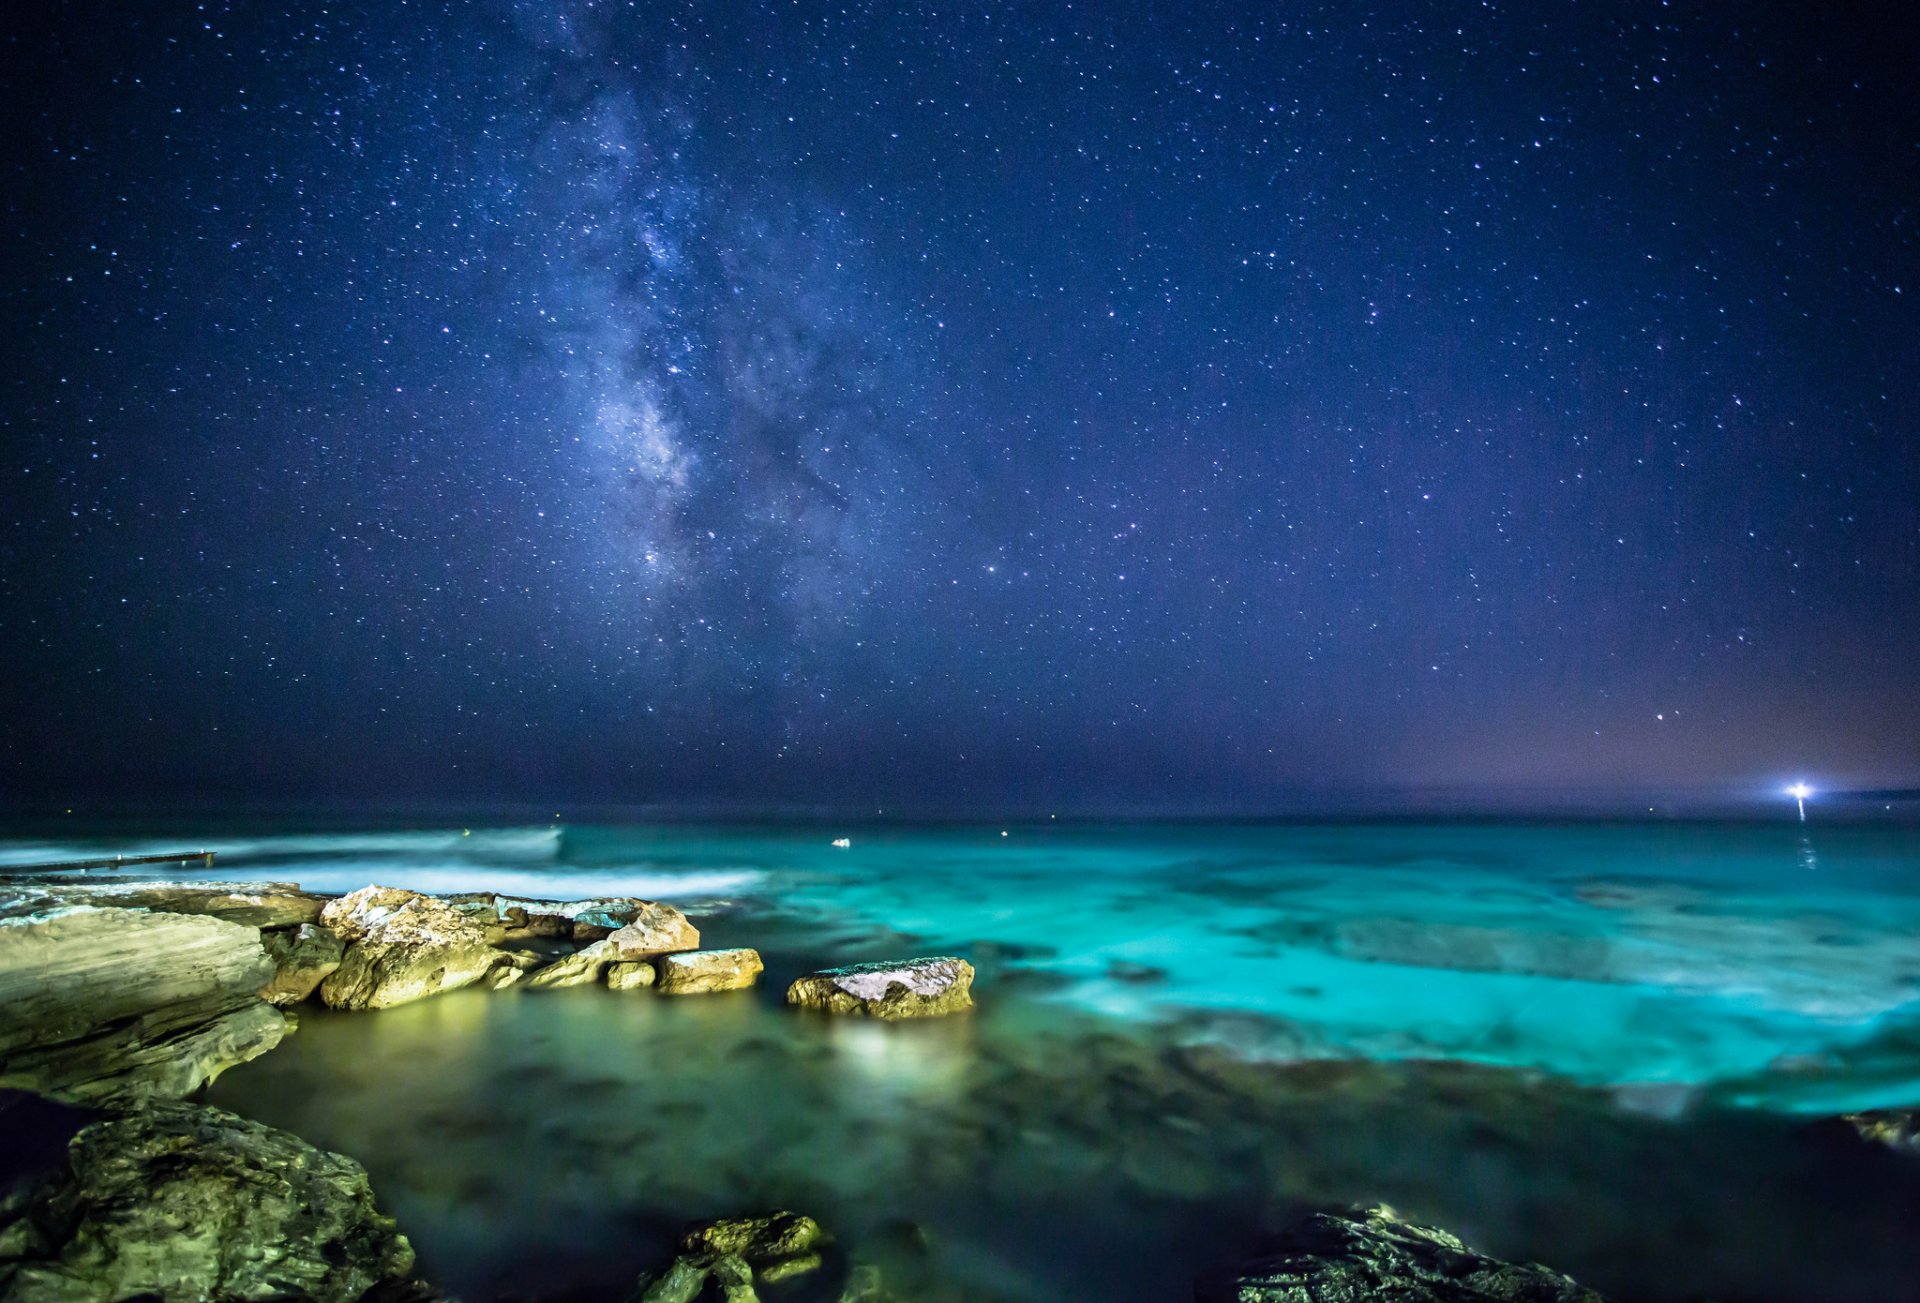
[{"x1": 2, "y1": 0, "x2": 1915, "y2": 813}]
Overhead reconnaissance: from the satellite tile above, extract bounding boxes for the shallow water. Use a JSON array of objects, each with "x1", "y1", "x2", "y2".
[{"x1": 13, "y1": 819, "x2": 1920, "y2": 1299}]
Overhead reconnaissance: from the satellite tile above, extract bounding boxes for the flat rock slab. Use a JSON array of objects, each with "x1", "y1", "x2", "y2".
[
  {"x1": 655, "y1": 949, "x2": 763, "y2": 995},
  {"x1": 785, "y1": 957, "x2": 974, "y2": 1020},
  {"x1": 1194, "y1": 1205, "x2": 1604, "y2": 1303},
  {"x1": 0, "y1": 908, "x2": 284, "y2": 1105},
  {"x1": 0, "y1": 881, "x2": 326, "y2": 930},
  {"x1": 0, "y1": 1101, "x2": 419, "y2": 1303}
]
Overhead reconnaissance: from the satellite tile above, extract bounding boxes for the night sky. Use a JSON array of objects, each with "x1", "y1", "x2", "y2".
[{"x1": 2, "y1": 1, "x2": 1915, "y2": 812}]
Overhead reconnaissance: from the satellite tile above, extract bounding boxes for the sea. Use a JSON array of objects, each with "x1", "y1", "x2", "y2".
[{"x1": 6, "y1": 818, "x2": 1919, "y2": 1301}]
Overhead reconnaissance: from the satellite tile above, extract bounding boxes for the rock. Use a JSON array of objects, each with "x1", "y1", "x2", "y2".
[
  {"x1": 482, "y1": 950, "x2": 547, "y2": 991},
  {"x1": 785, "y1": 958, "x2": 975, "y2": 1020},
  {"x1": 1194, "y1": 1205, "x2": 1604, "y2": 1303},
  {"x1": 682, "y1": 1211, "x2": 824, "y2": 1262},
  {"x1": 0, "y1": 1100, "x2": 419, "y2": 1303},
  {"x1": 837, "y1": 1264, "x2": 904, "y2": 1303},
  {"x1": 655, "y1": 949, "x2": 762, "y2": 995},
  {"x1": 0, "y1": 881, "x2": 327, "y2": 931},
  {"x1": 525, "y1": 938, "x2": 617, "y2": 990},
  {"x1": 317, "y1": 886, "x2": 508, "y2": 1011},
  {"x1": 259, "y1": 923, "x2": 344, "y2": 1006},
  {"x1": 710, "y1": 1256, "x2": 758, "y2": 1303},
  {"x1": 631, "y1": 1212, "x2": 826, "y2": 1303},
  {"x1": 606, "y1": 961, "x2": 656, "y2": 991},
  {"x1": 526, "y1": 904, "x2": 700, "y2": 990},
  {"x1": 0, "y1": 908, "x2": 285, "y2": 1105},
  {"x1": 604, "y1": 903, "x2": 700, "y2": 956},
  {"x1": 1843, "y1": 1108, "x2": 1920, "y2": 1154},
  {"x1": 512, "y1": 912, "x2": 574, "y2": 940},
  {"x1": 758, "y1": 1253, "x2": 822, "y2": 1284}
]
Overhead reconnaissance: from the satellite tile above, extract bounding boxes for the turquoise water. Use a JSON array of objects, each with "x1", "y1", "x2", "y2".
[
  {"x1": 10, "y1": 820, "x2": 1920, "y2": 1300},
  {"x1": 11, "y1": 819, "x2": 1917, "y2": 1108}
]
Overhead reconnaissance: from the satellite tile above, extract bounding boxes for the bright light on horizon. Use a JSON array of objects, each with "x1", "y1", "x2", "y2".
[{"x1": 1785, "y1": 781, "x2": 1814, "y2": 821}]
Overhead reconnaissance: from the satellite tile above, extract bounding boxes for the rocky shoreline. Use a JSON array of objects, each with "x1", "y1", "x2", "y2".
[{"x1": 2, "y1": 875, "x2": 1912, "y2": 1302}]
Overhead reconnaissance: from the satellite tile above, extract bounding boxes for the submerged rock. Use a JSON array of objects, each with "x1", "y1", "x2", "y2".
[
  {"x1": 259, "y1": 923, "x2": 344, "y2": 1006},
  {"x1": 655, "y1": 949, "x2": 763, "y2": 995},
  {"x1": 0, "y1": 908, "x2": 285, "y2": 1105},
  {"x1": 0, "y1": 1101, "x2": 419, "y2": 1303},
  {"x1": 318, "y1": 886, "x2": 507, "y2": 1011},
  {"x1": 785, "y1": 958, "x2": 975, "y2": 1020},
  {"x1": 1194, "y1": 1204, "x2": 1603, "y2": 1303},
  {"x1": 1843, "y1": 1108, "x2": 1920, "y2": 1154},
  {"x1": 630, "y1": 1212, "x2": 825, "y2": 1303}
]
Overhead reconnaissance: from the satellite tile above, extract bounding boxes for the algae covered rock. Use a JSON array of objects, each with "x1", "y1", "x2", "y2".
[
  {"x1": 785, "y1": 958, "x2": 974, "y2": 1020},
  {"x1": 0, "y1": 908, "x2": 285, "y2": 1105},
  {"x1": 655, "y1": 949, "x2": 762, "y2": 995},
  {"x1": 0, "y1": 1101, "x2": 419, "y2": 1303},
  {"x1": 317, "y1": 886, "x2": 506, "y2": 1011},
  {"x1": 631, "y1": 1212, "x2": 826, "y2": 1303},
  {"x1": 1195, "y1": 1204, "x2": 1603, "y2": 1303},
  {"x1": 259, "y1": 923, "x2": 344, "y2": 1006}
]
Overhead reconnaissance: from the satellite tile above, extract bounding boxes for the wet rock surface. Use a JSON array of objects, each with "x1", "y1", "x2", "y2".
[
  {"x1": 0, "y1": 1101, "x2": 418, "y2": 1303},
  {"x1": 785, "y1": 958, "x2": 974, "y2": 1020},
  {"x1": 318, "y1": 886, "x2": 508, "y2": 1011},
  {"x1": 1194, "y1": 1204, "x2": 1604, "y2": 1303},
  {"x1": 656, "y1": 949, "x2": 763, "y2": 995},
  {"x1": 0, "y1": 908, "x2": 285, "y2": 1105}
]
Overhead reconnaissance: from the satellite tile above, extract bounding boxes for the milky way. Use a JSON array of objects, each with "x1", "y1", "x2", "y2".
[{"x1": 2, "y1": 1, "x2": 1914, "y2": 809}]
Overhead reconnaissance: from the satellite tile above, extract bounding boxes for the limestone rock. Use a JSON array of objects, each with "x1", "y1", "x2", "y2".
[
  {"x1": 603, "y1": 902, "x2": 700, "y2": 956},
  {"x1": 449, "y1": 895, "x2": 694, "y2": 945},
  {"x1": 0, "y1": 908, "x2": 285, "y2": 1105},
  {"x1": 606, "y1": 961, "x2": 656, "y2": 991},
  {"x1": 655, "y1": 949, "x2": 762, "y2": 995},
  {"x1": 317, "y1": 886, "x2": 506, "y2": 1011},
  {"x1": 1194, "y1": 1205, "x2": 1604, "y2": 1303},
  {"x1": 785, "y1": 958, "x2": 975, "y2": 1020},
  {"x1": 0, "y1": 1101, "x2": 418, "y2": 1303},
  {"x1": 259, "y1": 924, "x2": 344, "y2": 1006}
]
